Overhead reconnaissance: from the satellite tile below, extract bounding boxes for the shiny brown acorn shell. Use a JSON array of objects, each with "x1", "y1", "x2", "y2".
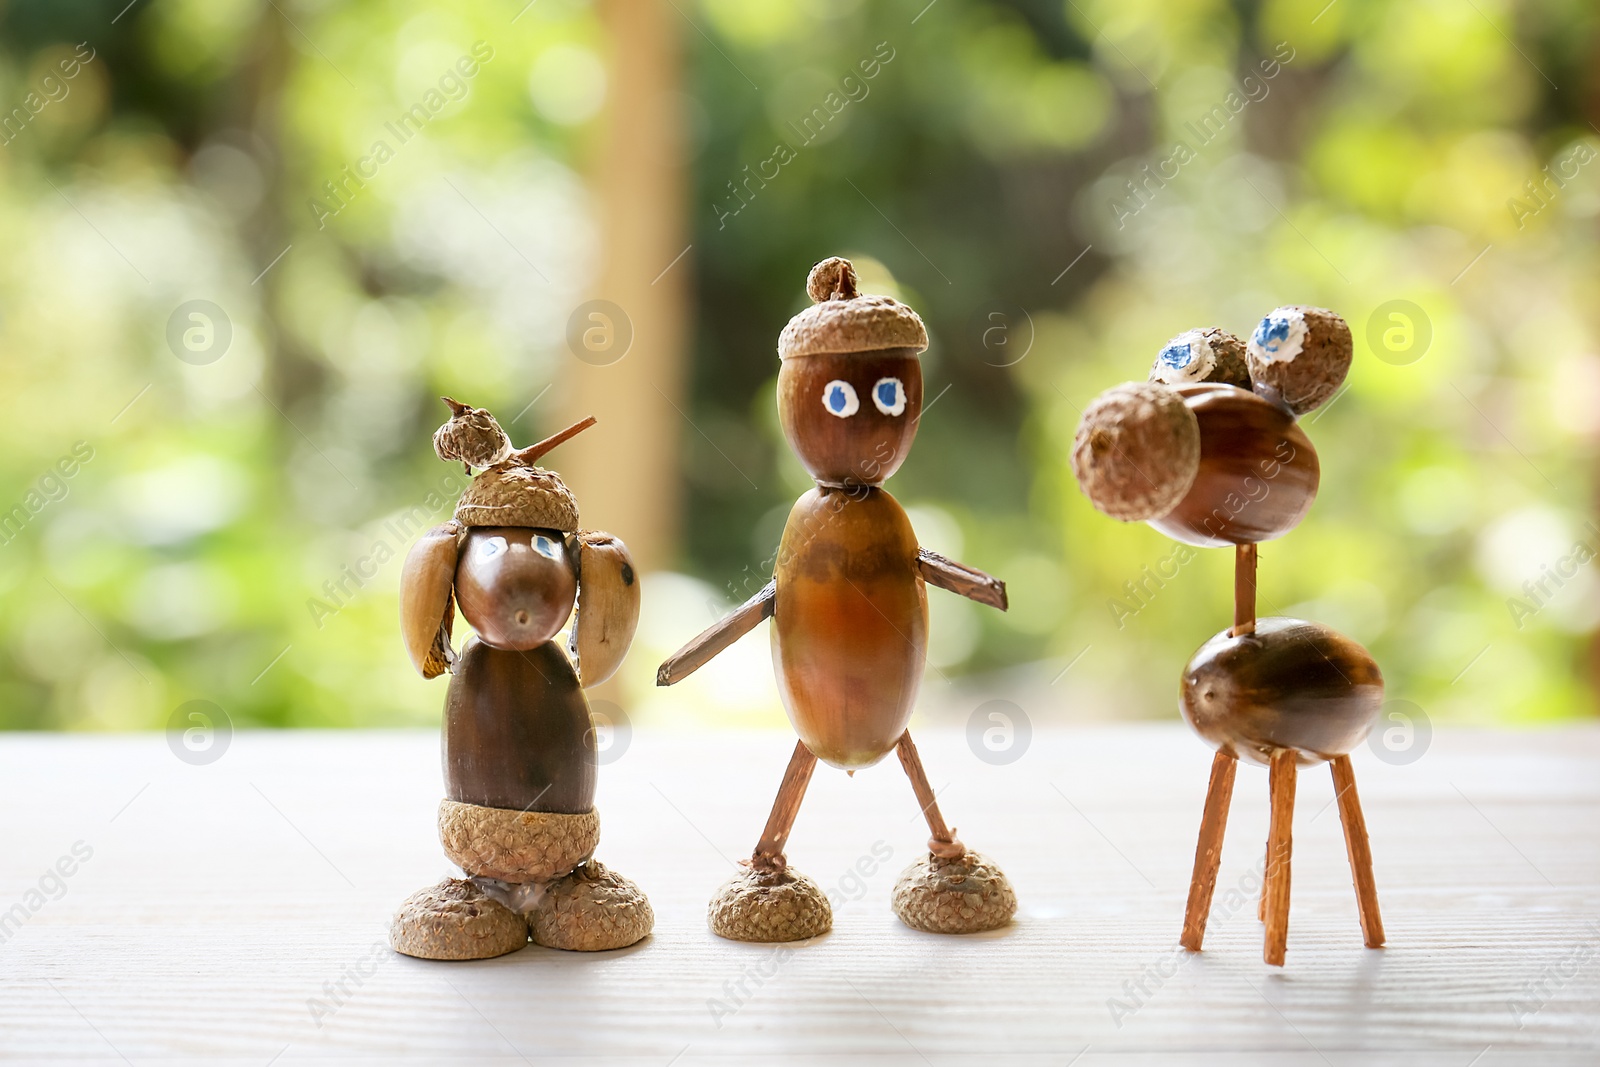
[
  {"x1": 443, "y1": 637, "x2": 597, "y2": 813},
  {"x1": 1147, "y1": 383, "x2": 1320, "y2": 547},
  {"x1": 1180, "y1": 617, "x2": 1383, "y2": 766},
  {"x1": 777, "y1": 348, "x2": 922, "y2": 487},
  {"x1": 772, "y1": 486, "x2": 926, "y2": 769},
  {"x1": 453, "y1": 526, "x2": 577, "y2": 651}
]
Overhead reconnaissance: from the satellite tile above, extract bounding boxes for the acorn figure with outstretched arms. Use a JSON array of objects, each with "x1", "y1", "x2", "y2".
[
  {"x1": 658, "y1": 257, "x2": 1017, "y2": 941},
  {"x1": 389, "y1": 401, "x2": 652, "y2": 960}
]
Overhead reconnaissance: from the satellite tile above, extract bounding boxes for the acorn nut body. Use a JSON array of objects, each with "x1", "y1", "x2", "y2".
[
  {"x1": 1180, "y1": 617, "x2": 1384, "y2": 766},
  {"x1": 444, "y1": 637, "x2": 597, "y2": 814},
  {"x1": 1145, "y1": 384, "x2": 1319, "y2": 547},
  {"x1": 773, "y1": 487, "x2": 926, "y2": 769}
]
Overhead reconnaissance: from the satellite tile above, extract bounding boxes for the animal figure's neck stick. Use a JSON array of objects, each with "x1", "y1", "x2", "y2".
[{"x1": 1231, "y1": 542, "x2": 1258, "y2": 637}]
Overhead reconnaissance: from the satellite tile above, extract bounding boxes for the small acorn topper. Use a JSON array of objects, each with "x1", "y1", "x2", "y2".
[
  {"x1": 1245, "y1": 306, "x2": 1352, "y2": 416},
  {"x1": 1072, "y1": 305, "x2": 1386, "y2": 968},
  {"x1": 657, "y1": 256, "x2": 1017, "y2": 942},
  {"x1": 1149, "y1": 327, "x2": 1252, "y2": 390},
  {"x1": 390, "y1": 402, "x2": 651, "y2": 961},
  {"x1": 433, "y1": 397, "x2": 513, "y2": 472}
]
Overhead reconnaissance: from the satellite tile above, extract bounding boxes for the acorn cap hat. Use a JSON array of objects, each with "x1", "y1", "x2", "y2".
[
  {"x1": 446, "y1": 416, "x2": 597, "y2": 533},
  {"x1": 778, "y1": 257, "x2": 928, "y2": 360}
]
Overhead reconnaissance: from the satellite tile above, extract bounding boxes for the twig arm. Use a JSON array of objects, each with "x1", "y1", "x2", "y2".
[
  {"x1": 656, "y1": 580, "x2": 776, "y2": 686},
  {"x1": 915, "y1": 548, "x2": 1008, "y2": 611}
]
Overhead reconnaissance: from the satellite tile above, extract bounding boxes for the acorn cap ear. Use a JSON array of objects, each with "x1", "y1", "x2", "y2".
[
  {"x1": 401, "y1": 521, "x2": 464, "y2": 678},
  {"x1": 570, "y1": 531, "x2": 640, "y2": 688}
]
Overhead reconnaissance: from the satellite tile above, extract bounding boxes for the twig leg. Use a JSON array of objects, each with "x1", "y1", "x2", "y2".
[
  {"x1": 1258, "y1": 835, "x2": 1269, "y2": 922},
  {"x1": 896, "y1": 732, "x2": 965, "y2": 858},
  {"x1": 1331, "y1": 754, "x2": 1386, "y2": 948},
  {"x1": 752, "y1": 739, "x2": 819, "y2": 871},
  {"x1": 1181, "y1": 749, "x2": 1237, "y2": 952},
  {"x1": 1263, "y1": 748, "x2": 1297, "y2": 966}
]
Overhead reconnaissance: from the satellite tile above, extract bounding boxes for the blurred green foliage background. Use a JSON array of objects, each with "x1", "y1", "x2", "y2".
[{"x1": 0, "y1": 0, "x2": 1595, "y2": 733}]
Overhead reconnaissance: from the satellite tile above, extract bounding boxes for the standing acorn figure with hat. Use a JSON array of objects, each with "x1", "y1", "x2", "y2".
[
  {"x1": 658, "y1": 257, "x2": 1018, "y2": 941},
  {"x1": 1073, "y1": 306, "x2": 1387, "y2": 967},
  {"x1": 389, "y1": 400, "x2": 652, "y2": 959}
]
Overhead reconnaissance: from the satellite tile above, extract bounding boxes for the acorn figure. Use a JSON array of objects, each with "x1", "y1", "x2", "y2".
[
  {"x1": 658, "y1": 257, "x2": 1017, "y2": 941},
  {"x1": 1073, "y1": 307, "x2": 1383, "y2": 967},
  {"x1": 389, "y1": 403, "x2": 651, "y2": 960}
]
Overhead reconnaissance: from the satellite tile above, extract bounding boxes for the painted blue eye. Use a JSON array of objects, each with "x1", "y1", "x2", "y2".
[
  {"x1": 480, "y1": 536, "x2": 507, "y2": 558},
  {"x1": 1253, "y1": 315, "x2": 1292, "y2": 352},
  {"x1": 872, "y1": 377, "x2": 907, "y2": 416},
  {"x1": 531, "y1": 534, "x2": 562, "y2": 561},
  {"x1": 822, "y1": 380, "x2": 859, "y2": 418},
  {"x1": 1157, "y1": 341, "x2": 1195, "y2": 371}
]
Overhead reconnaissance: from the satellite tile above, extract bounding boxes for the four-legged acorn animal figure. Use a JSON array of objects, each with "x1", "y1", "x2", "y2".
[
  {"x1": 1071, "y1": 308, "x2": 1386, "y2": 966},
  {"x1": 389, "y1": 400, "x2": 652, "y2": 960},
  {"x1": 658, "y1": 257, "x2": 1017, "y2": 941}
]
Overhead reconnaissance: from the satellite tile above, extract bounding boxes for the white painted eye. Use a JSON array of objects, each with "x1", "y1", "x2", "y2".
[
  {"x1": 531, "y1": 534, "x2": 562, "y2": 561},
  {"x1": 480, "y1": 535, "x2": 508, "y2": 558},
  {"x1": 871, "y1": 377, "x2": 907, "y2": 416},
  {"x1": 821, "y1": 380, "x2": 859, "y2": 418}
]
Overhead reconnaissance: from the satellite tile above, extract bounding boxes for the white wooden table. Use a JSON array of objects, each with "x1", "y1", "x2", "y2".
[{"x1": 1, "y1": 726, "x2": 1596, "y2": 1065}]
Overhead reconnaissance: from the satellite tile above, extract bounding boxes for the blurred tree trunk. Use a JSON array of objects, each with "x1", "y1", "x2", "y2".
[{"x1": 560, "y1": 0, "x2": 687, "y2": 574}]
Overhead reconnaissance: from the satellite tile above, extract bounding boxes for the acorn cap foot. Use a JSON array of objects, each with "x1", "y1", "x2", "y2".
[
  {"x1": 708, "y1": 864, "x2": 832, "y2": 943},
  {"x1": 390, "y1": 877, "x2": 529, "y2": 960},
  {"x1": 530, "y1": 861, "x2": 654, "y2": 951},
  {"x1": 891, "y1": 851, "x2": 1016, "y2": 935}
]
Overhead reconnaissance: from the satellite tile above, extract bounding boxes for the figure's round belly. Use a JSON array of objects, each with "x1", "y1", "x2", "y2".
[
  {"x1": 443, "y1": 637, "x2": 596, "y2": 812},
  {"x1": 772, "y1": 487, "x2": 926, "y2": 769},
  {"x1": 1179, "y1": 617, "x2": 1383, "y2": 766}
]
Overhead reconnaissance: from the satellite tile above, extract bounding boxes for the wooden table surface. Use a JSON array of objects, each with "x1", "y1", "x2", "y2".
[{"x1": 1, "y1": 725, "x2": 1596, "y2": 1065}]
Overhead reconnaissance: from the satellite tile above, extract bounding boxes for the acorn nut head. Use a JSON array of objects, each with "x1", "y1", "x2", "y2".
[
  {"x1": 1071, "y1": 381, "x2": 1201, "y2": 522},
  {"x1": 434, "y1": 397, "x2": 513, "y2": 472},
  {"x1": 1246, "y1": 306, "x2": 1352, "y2": 416}
]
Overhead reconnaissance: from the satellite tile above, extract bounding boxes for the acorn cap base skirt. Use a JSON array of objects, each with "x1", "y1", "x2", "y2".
[
  {"x1": 708, "y1": 865, "x2": 833, "y2": 943},
  {"x1": 891, "y1": 851, "x2": 1017, "y2": 934},
  {"x1": 438, "y1": 798, "x2": 599, "y2": 882},
  {"x1": 390, "y1": 878, "x2": 529, "y2": 960}
]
